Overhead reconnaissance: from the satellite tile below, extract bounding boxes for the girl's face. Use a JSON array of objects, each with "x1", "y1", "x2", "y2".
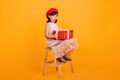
[{"x1": 48, "y1": 14, "x2": 58, "y2": 23}]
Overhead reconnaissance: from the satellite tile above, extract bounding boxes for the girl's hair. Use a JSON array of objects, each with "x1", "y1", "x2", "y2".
[{"x1": 46, "y1": 11, "x2": 58, "y2": 23}]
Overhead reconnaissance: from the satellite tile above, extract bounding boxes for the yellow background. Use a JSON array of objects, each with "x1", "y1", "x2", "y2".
[{"x1": 0, "y1": 0, "x2": 120, "y2": 80}]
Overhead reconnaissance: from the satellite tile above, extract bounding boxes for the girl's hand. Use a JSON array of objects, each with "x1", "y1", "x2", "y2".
[{"x1": 54, "y1": 33, "x2": 57, "y2": 39}]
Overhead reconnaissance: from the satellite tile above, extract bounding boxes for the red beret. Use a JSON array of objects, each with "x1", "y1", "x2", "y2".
[{"x1": 46, "y1": 8, "x2": 58, "y2": 18}]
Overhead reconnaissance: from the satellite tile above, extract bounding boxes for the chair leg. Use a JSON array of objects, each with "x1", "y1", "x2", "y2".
[
  {"x1": 70, "y1": 62, "x2": 74, "y2": 73},
  {"x1": 43, "y1": 63, "x2": 46, "y2": 76},
  {"x1": 58, "y1": 65, "x2": 62, "y2": 78},
  {"x1": 56, "y1": 66, "x2": 58, "y2": 71},
  {"x1": 43, "y1": 48, "x2": 49, "y2": 76}
]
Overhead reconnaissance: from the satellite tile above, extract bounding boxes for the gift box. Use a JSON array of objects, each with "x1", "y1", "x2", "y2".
[{"x1": 53, "y1": 30, "x2": 73, "y2": 40}]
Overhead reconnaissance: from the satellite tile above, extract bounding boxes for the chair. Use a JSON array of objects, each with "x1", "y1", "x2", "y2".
[{"x1": 43, "y1": 47, "x2": 74, "y2": 78}]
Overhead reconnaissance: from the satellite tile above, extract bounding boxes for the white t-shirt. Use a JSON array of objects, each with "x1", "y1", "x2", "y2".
[
  {"x1": 47, "y1": 22, "x2": 59, "y2": 35},
  {"x1": 46, "y1": 22, "x2": 60, "y2": 47}
]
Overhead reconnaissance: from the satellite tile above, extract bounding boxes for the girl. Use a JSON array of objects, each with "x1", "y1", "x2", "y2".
[{"x1": 45, "y1": 8, "x2": 79, "y2": 63}]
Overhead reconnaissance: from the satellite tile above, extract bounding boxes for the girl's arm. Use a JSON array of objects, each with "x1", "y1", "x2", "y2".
[
  {"x1": 59, "y1": 28, "x2": 62, "y2": 30},
  {"x1": 45, "y1": 23, "x2": 56, "y2": 39}
]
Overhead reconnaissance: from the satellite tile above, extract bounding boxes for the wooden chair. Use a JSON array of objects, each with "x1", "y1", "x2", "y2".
[{"x1": 43, "y1": 47, "x2": 74, "y2": 78}]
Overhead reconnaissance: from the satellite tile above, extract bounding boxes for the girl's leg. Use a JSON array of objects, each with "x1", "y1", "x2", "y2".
[
  {"x1": 63, "y1": 49, "x2": 75, "y2": 61},
  {"x1": 65, "y1": 49, "x2": 75, "y2": 57}
]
